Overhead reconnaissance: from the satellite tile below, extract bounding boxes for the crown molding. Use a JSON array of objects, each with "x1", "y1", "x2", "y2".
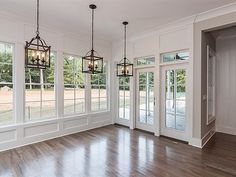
[
  {"x1": 113, "y1": 2, "x2": 236, "y2": 44},
  {"x1": 195, "y1": 2, "x2": 236, "y2": 23}
]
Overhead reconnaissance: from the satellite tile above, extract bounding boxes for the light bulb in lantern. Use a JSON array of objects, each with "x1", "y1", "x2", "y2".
[
  {"x1": 126, "y1": 67, "x2": 129, "y2": 74},
  {"x1": 41, "y1": 52, "x2": 45, "y2": 58},
  {"x1": 31, "y1": 51, "x2": 36, "y2": 63},
  {"x1": 36, "y1": 51, "x2": 40, "y2": 59},
  {"x1": 88, "y1": 61, "x2": 93, "y2": 70},
  {"x1": 94, "y1": 61, "x2": 98, "y2": 69},
  {"x1": 32, "y1": 51, "x2": 36, "y2": 58},
  {"x1": 41, "y1": 52, "x2": 45, "y2": 63},
  {"x1": 121, "y1": 67, "x2": 124, "y2": 74}
]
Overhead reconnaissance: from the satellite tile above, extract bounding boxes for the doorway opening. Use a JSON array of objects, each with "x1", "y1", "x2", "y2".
[{"x1": 205, "y1": 25, "x2": 236, "y2": 136}]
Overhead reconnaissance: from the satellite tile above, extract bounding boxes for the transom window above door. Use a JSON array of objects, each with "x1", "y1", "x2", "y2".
[
  {"x1": 135, "y1": 56, "x2": 155, "y2": 66},
  {"x1": 161, "y1": 51, "x2": 189, "y2": 63}
]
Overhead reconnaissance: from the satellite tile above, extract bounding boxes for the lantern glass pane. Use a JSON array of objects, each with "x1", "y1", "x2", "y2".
[
  {"x1": 117, "y1": 63, "x2": 133, "y2": 77},
  {"x1": 25, "y1": 38, "x2": 51, "y2": 69},
  {"x1": 82, "y1": 56, "x2": 103, "y2": 74}
]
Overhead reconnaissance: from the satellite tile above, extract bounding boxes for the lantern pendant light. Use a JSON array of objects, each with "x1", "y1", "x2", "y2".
[
  {"x1": 25, "y1": 0, "x2": 51, "y2": 69},
  {"x1": 117, "y1": 21, "x2": 133, "y2": 77},
  {"x1": 82, "y1": 4, "x2": 103, "y2": 74}
]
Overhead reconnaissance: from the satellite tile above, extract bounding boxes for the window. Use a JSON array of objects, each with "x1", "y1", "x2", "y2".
[
  {"x1": 64, "y1": 54, "x2": 85, "y2": 115},
  {"x1": 162, "y1": 51, "x2": 189, "y2": 63},
  {"x1": 136, "y1": 56, "x2": 155, "y2": 66},
  {"x1": 118, "y1": 77, "x2": 130, "y2": 120},
  {"x1": 0, "y1": 42, "x2": 14, "y2": 125},
  {"x1": 25, "y1": 53, "x2": 56, "y2": 121},
  {"x1": 91, "y1": 62, "x2": 107, "y2": 112}
]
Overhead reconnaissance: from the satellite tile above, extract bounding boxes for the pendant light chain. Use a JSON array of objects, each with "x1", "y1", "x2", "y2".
[
  {"x1": 91, "y1": 7, "x2": 94, "y2": 51},
  {"x1": 36, "y1": 0, "x2": 40, "y2": 36},
  {"x1": 25, "y1": 0, "x2": 51, "y2": 69},
  {"x1": 124, "y1": 23, "x2": 126, "y2": 61},
  {"x1": 116, "y1": 21, "x2": 133, "y2": 77},
  {"x1": 82, "y1": 4, "x2": 103, "y2": 74}
]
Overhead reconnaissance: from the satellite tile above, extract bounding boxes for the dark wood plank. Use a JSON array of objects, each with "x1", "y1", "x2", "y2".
[{"x1": 0, "y1": 125, "x2": 235, "y2": 177}]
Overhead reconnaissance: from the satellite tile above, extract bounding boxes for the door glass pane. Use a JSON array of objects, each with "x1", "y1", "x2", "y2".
[
  {"x1": 165, "y1": 70, "x2": 175, "y2": 128},
  {"x1": 139, "y1": 84, "x2": 146, "y2": 124},
  {"x1": 165, "y1": 69, "x2": 186, "y2": 131},
  {"x1": 176, "y1": 69, "x2": 186, "y2": 85},
  {"x1": 176, "y1": 69, "x2": 186, "y2": 131},
  {"x1": 176, "y1": 100, "x2": 186, "y2": 131},
  {"x1": 166, "y1": 113, "x2": 175, "y2": 129},
  {"x1": 138, "y1": 72, "x2": 154, "y2": 125}
]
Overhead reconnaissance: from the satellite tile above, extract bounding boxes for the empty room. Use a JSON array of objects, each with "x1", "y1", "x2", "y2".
[{"x1": 0, "y1": 0, "x2": 236, "y2": 177}]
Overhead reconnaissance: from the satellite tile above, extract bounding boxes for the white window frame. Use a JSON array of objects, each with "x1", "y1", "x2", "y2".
[
  {"x1": 0, "y1": 41, "x2": 14, "y2": 125},
  {"x1": 134, "y1": 55, "x2": 156, "y2": 68},
  {"x1": 160, "y1": 50, "x2": 190, "y2": 66},
  {"x1": 24, "y1": 52, "x2": 57, "y2": 122},
  {"x1": 90, "y1": 61, "x2": 108, "y2": 112},
  {"x1": 63, "y1": 53, "x2": 86, "y2": 116}
]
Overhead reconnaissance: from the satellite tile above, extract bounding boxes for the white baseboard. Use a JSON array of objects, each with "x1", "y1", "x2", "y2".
[
  {"x1": 217, "y1": 126, "x2": 236, "y2": 136},
  {"x1": 201, "y1": 126, "x2": 216, "y2": 148},
  {"x1": 189, "y1": 137, "x2": 202, "y2": 148},
  {"x1": 189, "y1": 126, "x2": 216, "y2": 149}
]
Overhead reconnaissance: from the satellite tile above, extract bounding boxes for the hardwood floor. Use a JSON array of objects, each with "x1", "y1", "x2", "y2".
[{"x1": 0, "y1": 125, "x2": 235, "y2": 177}]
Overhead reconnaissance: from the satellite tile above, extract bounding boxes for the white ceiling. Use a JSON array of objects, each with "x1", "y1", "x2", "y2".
[{"x1": 0, "y1": 0, "x2": 236, "y2": 41}]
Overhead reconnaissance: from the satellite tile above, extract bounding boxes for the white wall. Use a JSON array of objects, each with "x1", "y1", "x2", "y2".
[
  {"x1": 112, "y1": 22, "x2": 194, "y2": 142},
  {"x1": 0, "y1": 14, "x2": 113, "y2": 152},
  {"x1": 216, "y1": 36, "x2": 236, "y2": 135},
  {"x1": 113, "y1": 3, "x2": 236, "y2": 148},
  {"x1": 194, "y1": 9, "x2": 236, "y2": 147}
]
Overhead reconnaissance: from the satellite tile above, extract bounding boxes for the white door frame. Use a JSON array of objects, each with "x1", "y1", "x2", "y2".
[
  {"x1": 160, "y1": 63, "x2": 190, "y2": 141},
  {"x1": 135, "y1": 67, "x2": 156, "y2": 132}
]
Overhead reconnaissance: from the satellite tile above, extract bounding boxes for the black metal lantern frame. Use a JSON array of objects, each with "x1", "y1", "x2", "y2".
[
  {"x1": 25, "y1": 0, "x2": 51, "y2": 69},
  {"x1": 117, "y1": 21, "x2": 133, "y2": 77},
  {"x1": 82, "y1": 4, "x2": 103, "y2": 74},
  {"x1": 117, "y1": 58, "x2": 133, "y2": 77}
]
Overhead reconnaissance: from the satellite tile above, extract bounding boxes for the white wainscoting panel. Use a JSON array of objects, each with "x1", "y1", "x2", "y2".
[
  {"x1": 0, "y1": 129, "x2": 16, "y2": 144},
  {"x1": 24, "y1": 122, "x2": 59, "y2": 138},
  {"x1": 63, "y1": 117, "x2": 88, "y2": 130},
  {"x1": 0, "y1": 112, "x2": 112, "y2": 152}
]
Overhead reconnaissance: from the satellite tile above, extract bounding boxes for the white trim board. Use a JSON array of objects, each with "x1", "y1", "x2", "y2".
[
  {"x1": 217, "y1": 126, "x2": 236, "y2": 136},
  {"x1": 189, "y1": 125, "x2": 216, "y2": 148}
]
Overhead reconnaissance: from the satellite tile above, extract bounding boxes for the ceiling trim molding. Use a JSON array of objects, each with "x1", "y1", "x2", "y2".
[
  {"x1": 195, "y1": 2, "x2": 236, "y2": 23},
  {"x1": 114, "y1": 2, "x2": 236, "y2": 44}
]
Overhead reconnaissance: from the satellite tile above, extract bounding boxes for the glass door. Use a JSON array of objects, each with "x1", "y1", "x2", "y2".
[
  {"x1": 136, "y1": 68, "x2": 155, "y2": 132},
  {"x1": 161, "y1": 64, "x2": 188, "y2": 141}
]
